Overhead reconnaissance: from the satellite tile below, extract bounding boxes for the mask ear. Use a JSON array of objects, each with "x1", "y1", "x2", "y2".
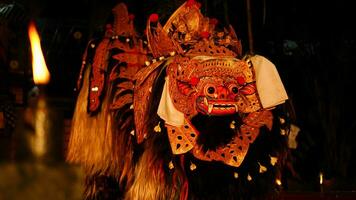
[{"x1": 249, "y1": 54, "x2": 288, "y2": 109}]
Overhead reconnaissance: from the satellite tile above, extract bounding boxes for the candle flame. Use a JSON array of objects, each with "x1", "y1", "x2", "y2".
[
  {"x1": 276, "y1": 178, "x2": 282, "y2": 186},
  {"x1": 28, "y1": 21, "x2": 50, "y2": 85},
  {"x1": 320, "y1": 172, "x2": 323, "y2": 185}
]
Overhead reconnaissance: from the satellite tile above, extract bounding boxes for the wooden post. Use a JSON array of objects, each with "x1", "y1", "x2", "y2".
[{"x1": 246, "y1": 0, "x2": 254, "y2": 55}]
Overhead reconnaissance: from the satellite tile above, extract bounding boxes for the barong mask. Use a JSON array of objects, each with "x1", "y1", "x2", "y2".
[{"x1": 134, "y1": 0, "x2": 288, "y2": 167}]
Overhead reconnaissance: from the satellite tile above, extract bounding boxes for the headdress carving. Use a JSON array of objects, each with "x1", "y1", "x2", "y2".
[{"x1": 146, "y1": 0, "x2": 242, "y2": 59}]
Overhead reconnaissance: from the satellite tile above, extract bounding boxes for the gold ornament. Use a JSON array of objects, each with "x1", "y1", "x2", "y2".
[
  {"x1": 190, "y1": 162, "x2": 197, "y2": 171},
  {"x1": 154, "y1": 122, "x2": 161, "y2": 133},
  {"x1": 270, "y1": 155, "x2": 278, "y2": 166},
  {"x1": 247, "y1": 174, "x2": 252, "y2": 181},
  {"x1": 258, "y1": 162, "x2": 267, "y2": 173},
  {"x1": 168, "y1": 161, "x2": 174, "y2": 169},
  {"x1": 230, "y1": 121, "x2": 236, "y2": 129}
]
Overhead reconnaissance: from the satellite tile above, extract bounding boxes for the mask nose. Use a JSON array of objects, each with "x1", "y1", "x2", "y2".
[{"x1": 217, "y1": 86, "x2": 229, "y2": 98}]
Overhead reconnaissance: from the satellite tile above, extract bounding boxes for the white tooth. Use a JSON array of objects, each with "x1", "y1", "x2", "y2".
[
  {"x1": 204, "y1": 97, "x2": 208, "y2": 106},
  {"x1": 234, "y1": 104, "x2": 238, "y2": 112},
  {"x1": 208, "y1": 104, "x2": 213, "y2": 113},
  {"x1": 214, "y1": 94, "x2": 218, "y2": 98}
]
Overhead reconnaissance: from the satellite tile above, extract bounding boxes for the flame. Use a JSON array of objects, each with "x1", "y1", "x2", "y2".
[
  {"x1": 28, "y1": 21, "x2": 50, "y2": 85},
  {"x1": 319, "y1": 172, "x2": 323, "y2": 185},
  {"x1": 276, "y1": 178, "x2": 282, "y2": 186}
]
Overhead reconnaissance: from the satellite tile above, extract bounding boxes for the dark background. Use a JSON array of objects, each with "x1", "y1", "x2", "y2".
[{"x1": 1, "y1": 0, "x2": 356, "y2": 193}]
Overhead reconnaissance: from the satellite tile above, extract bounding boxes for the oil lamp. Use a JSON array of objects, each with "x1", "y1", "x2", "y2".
[{"x1": 16, "y1": 20, "x2": 64, "y2": 162}]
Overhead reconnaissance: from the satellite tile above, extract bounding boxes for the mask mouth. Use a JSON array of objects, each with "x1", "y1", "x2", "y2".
[
  {"x1": 196, "y1": 97, "x2": 238, "y2": 116},
  {"x1": 191, "y1": 113, "x2": 242, "y2": 152}
]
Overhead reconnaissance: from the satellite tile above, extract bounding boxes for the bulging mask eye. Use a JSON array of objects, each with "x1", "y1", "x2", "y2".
[
  {"x1": 228, "y1": 84, "x2": 239, "y2": 94},
  {"x1": 204, "y1": 84, "x2": 216, "y2": 97},
  {"x1": 207, "y1": 87, "x2": 215, "y2": 94}
]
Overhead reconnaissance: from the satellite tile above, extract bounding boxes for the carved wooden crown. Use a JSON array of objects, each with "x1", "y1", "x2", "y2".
[{"x1": 146, "y1": 0, "x2": 242, "y2": 59}]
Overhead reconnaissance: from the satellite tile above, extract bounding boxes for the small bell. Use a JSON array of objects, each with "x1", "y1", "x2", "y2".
[
  {"x1": 154, "y1": 122, "x2": 161, "y2": 133},
  {"x1": 280, "y1": 128, "x2": 286, "y2": 135},
  {"x1": 190, "y1": 162, "x2": 197, "y2": 171},
  {"x1": 279, "y1": 117, "x2": 285, "y2": 124},
  {"x1": 258, "y1": 162, "x2": 267, "y2": 173},
  {"x1": 230, "y1": 120, "x2": 236, "y2": 129},
  {"x1": 270, "y1": 155, "x2": 278, "y2": 166},
  {"x1": 168, "y1": 161, "x2": 174, "y2": 170},
  {"x1": 247, "y1": 174, "x2": 252, "y2": 181}
]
